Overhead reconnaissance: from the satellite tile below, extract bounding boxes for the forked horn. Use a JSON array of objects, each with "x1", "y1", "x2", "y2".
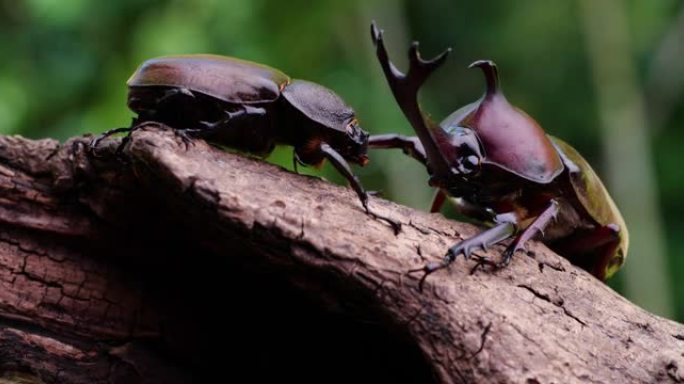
[
  {"x1": 370, "y1": 21, "x2": 452, "y2": 177},
  {"x1": 370, "y1": 22, "x2": 450, "y2": 102}
]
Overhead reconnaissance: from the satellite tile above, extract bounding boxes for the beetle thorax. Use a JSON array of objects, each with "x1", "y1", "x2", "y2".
[
  {"x1": 461, "y1": 95, "x2": 562, "y2": 183},
  {"x1": 280, "y1": 80, "x2": 369, "y2": 166},
  {"x1": 458, "y1": 61, "x2": 564, "y2": 184}
]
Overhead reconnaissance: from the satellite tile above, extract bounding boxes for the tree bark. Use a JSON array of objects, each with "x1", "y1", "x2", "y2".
[{"x1": 0, "y1": 123, "x2": 681, "y2": 383}]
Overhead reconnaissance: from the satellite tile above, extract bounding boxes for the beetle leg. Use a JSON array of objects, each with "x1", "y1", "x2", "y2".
[
  {"x1": 197, "y1": 106, "x2": 267, "y2": 134},
  {"x1": 320, "y1": 142, "x2": 401, "y2": 234},
  {"x1": 446, "y1": 221, "x2": 516, "y2": 260},
  {"x1": 173, "y1": 130, "x2": 196, "y2": 150},
  {"x1": 368, "y1": 134, "x2": 427, "y2": 165},
  {"x1": 430, "y1": 192, "x2": 496, "y2": 222},
  {"x1": 499, "y1": 199, "x2": 560, "y2": 267},
  {"x1": 232, "y1": 105, "x2": 267, "y2": 119},
  {"x1": 367, "y1": 133, "x2": 439, "y2": 212},
  {"x1": 449, "y1": 197, "x2": 497, "y2": 223},
  {"x1": 409, "y1": 219, "x2": 517, "y2": 290},
  {"x1": 115, "y1": 124, "x2": 152, "y2": 156},
  {"x1": 173, "y1": 106, "x2": 268, "y2": 150},
  {"x1": 430, "y1": 189, "x2": 447, "y2": 213},
  {"x1": 155, "y1": 87, "x2": 194, "y2": 105},
  {"x1": 90, "y1": 127, "x2": 132, "y2": 153},
  {"x1": 319, "y1": 143, "x2": 367, "y2": 208},
  {"x1": 292, "y1": 151, "x2": 306, "y2": 174}
]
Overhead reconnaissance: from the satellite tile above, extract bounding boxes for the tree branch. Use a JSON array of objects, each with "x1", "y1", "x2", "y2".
[{"x1": 0, "y1": 123, "x2": 681, "y2": 383}]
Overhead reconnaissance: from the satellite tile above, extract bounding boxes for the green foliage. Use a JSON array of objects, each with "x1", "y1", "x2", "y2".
[{"x1": 1, "y1": 0, "x2": 683, "y2": 319}]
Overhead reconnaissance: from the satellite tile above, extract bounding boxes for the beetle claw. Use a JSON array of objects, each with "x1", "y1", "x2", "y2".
[
  {"x1": 408, "y1": 261, "x2": 447, "y2": 292},
  {"x1": 175, "y1": 130, "x2": 195, "y2": 150},
  {"x1": 90, "y1": 135, "x2": 105, "y2": 151},
  {"x1": 364, "y1": 204, "x2": 401, "y2": 235},
  {"x1": 114, "y1": 136, "x2": 132, "y2": 160},
  {"x1": 446, "y1": 239, "x2": 482, "y2": 262},
  {"x1": 469, "y1": 255, "x2": 497, "y2": 275},
  {"x1": 444, "y1": 247, "x2": 460, "y2": 263},
  {"x1": 498, "y1": 247, "x2": 517, "y2": 268},
  {"x1": 89, "y1": 127, "x2": 132, "y2": 157},
  {"x1": 462, "y1": 247, "x2": 472, "y2": 260}
]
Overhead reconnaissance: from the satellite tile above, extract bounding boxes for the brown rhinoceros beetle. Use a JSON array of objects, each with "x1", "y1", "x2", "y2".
[
  {"x1": 92, "y1": 54, "x2": 399, "y2": 232},
  {"x1": 368, "y1": 23, "x2": 628, "y2": 287}
]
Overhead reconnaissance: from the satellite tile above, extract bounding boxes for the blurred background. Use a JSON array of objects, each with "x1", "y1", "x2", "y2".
[{"x1": 0, "y1": 0, "x2": 682, "y2": 320}]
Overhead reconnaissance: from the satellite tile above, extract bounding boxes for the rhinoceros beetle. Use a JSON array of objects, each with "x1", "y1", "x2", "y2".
[
  {"x1": 91, "y1": 54, "x2": 400, "y2": 233},
  {"x1": 369, "y1": 22, "x2": 628, "y2": 287}
]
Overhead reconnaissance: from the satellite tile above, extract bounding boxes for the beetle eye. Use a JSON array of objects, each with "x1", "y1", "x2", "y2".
[
  {"x1": 458, "y1": 154, "x2": 480, "y2": 174},
  {"x1": 346, "y1": 119, "x2": 359, "y2": 135},
  {"x1": 446, "y1": 126, "x2": 483, "y2": 175},
  {"x1": 465, "y1": 155, "x2": 479, "y2": 167}
]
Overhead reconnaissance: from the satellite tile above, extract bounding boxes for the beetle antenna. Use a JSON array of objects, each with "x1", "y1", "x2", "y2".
[{"x1": 469, "y1": 60, "x2": 499, "y2": 96}]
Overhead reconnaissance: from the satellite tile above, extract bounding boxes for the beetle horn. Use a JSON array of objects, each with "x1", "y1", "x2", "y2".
[
  {"x1": 469, "y1": 60, "x2": 500, "y2": 97},
  {"x1": 407, "y1": 42, "x2": 451, "y2": 86},
  {"x1": 370, "y1": 22, "x2": 451, "y2": 97},
  {"x1": 370, "y1": 21, "x2": 453, "y2": 177}
]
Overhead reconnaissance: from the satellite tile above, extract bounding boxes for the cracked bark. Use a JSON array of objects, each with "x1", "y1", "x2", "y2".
[{"x1": 0, "y1": 124, "x2": 682, "y2": 383}]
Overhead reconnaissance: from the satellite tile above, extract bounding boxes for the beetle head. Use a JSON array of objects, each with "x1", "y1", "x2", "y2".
[
  {"x1": 442, "y1": 125, "x2": 483, "y2": 176},
  {"x1": 336, "y1": 118, "x2": 369, "y2": 165},
  {"x1": 316, "y1": 117, "x2": 370, "y2": 166}
]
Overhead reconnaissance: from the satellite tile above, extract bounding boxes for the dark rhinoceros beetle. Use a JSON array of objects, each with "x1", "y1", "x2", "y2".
[
  {"x1": 368, "y1": 23, "x2": 628, "y2": 287},
  {"x1": 92, "y1": 54, "x2": 399, "y2": 232}
]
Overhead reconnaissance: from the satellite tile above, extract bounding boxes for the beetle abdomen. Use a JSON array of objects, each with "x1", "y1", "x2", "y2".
[
  {"x1": 551, "y1": 137, "x2": 626, "y2": 231},
  {"x1": 127, "y1": 55, "x2": 290, "y2": 104},
  {"x1": 551, "y1": 136, "x2": 628, "y2": 278},
  {"x1": 129, "y1": 86, "x2": 276, "y2": 155},
  {"x1": 128, "y1": 86, "x2": 223, "y2": 128}
]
